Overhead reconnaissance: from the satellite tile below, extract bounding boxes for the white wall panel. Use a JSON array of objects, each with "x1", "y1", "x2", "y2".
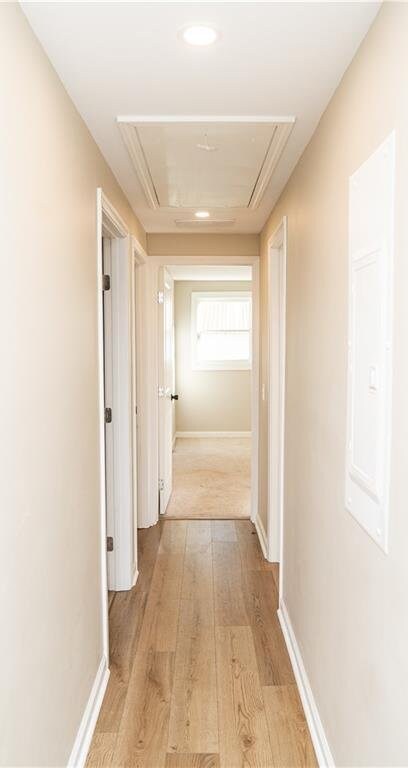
[{"x1": 346, "y1": 132, "x2": 395, "y2": 551}]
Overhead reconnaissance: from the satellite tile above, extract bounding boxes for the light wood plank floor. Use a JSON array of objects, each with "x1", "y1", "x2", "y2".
[
  {"x1": 87, "y1": 520, "x2": 317, "y2": 768},
  {"x1": 164, "y1": 438, "x2": 251, "y2": 519}
]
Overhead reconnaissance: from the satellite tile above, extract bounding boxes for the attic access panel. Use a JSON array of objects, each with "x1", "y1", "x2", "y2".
[{"x1": 118, "y1": 118, "x2": 294, "y2": 210}]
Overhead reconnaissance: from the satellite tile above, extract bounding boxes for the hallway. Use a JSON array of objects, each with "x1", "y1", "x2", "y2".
[
  {"x1": 87, "y1": 520, "x2": 316, "y2": 767},
  {"x1": 165, "y1": 438, "x2": 251, "y2": 519}
]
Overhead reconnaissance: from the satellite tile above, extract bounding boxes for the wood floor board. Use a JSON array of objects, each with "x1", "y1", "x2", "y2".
[
  {"x1": 137, "y1": 553, "x2": 184, "y2": 654},
  {"x1": 113, "y1": 650, "x2": 174, "y2": 768},
  {"x1": 212, "y1": 541, "x2": 248, "y2": 626},
  {"x1": 85, "y1": 733, "x2": 117, "y2": 767},
  {"x1": 186, "y1": 520, "x2": 212, "y2": 553},
  {"x1": 165, "y1": 754, "x2": 220, "y2": 768},
  {"x1": 270, "y1": 563, "x2": 280, "y2": 593},
  {"x1": 235, "y1": 520, "x2": 275, "y2": 572},
  {"x1": 242, "y1": 570, "x2": 294, "y2": 686},
  {"x1": 168, "y1": 519, "x2": 219, "y2": 754},
  {"x1": 159, "y1": 520, "x2": 188, "y2": 554},
  {"x1": 215, "y1": 625, "x2": 274, "y2": 768},
  {"x1": 167, "y1": 624, "x2": 218, "y2": 754},
  {"x1": 263, "y1": 684, "x2": 318, "y2": 767},
  {"x1": 108, "y1": 591, "x2": 115, "y2": 610},
  {"x1": 211, "y1": 520, "x2": 237, "y2": 542},
  {"x1": 181, "y1": 552, "x2": 213, "y2": 605}
]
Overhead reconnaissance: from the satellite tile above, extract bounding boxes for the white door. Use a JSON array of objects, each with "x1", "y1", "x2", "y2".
[
  {"x1": 158, "y1": 267, "x2": 175, "y2": 513},
  {"x1": 131, "y1": 258, "x2": 138, "y2": 574},
  {"x1": 102, "y1": 237, "x2": 115, "y2": 589}
]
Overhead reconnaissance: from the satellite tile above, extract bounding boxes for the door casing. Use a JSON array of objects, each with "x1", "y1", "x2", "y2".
[
  {"x1": 267, "y1": 216, "x2": 287, "y2": 602},
  {"x1": 96, "y1": 190, "x2": 144, "y2": 661}
]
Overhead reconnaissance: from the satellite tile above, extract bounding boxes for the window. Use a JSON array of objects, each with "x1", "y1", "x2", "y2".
[{"x1": 191, "y1": 291, "x2": 252, "y2": 370}]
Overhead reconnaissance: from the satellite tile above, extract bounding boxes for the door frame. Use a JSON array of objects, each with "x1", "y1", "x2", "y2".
[
  {"x1": 130, "y1": 236, "x2": 148, "y2": 579},
  {"x1": 267, "y1": 217, "x2": 287, "y2": 600},
  {"x1": 141, "y1": 253, "x2": 260, "y2": 529},
  {"x1": 96, "y1": 189, "x2": 139, "y2": 658}
]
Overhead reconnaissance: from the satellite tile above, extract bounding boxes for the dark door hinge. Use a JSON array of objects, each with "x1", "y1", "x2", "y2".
[
  {"x1": 107, "y1": 536, "x2": 114, "y2": 552},
  {"x1": 105, "y1": 407, "x2": 112, "y2": 424},
  {"x1": 103, "y1": 274, "x2": 111, "y2": 291}
]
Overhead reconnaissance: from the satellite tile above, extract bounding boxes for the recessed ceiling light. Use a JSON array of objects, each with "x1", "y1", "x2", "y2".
[
  {"x1": 195, "y1": 210, "x2": 210, "y2": 219},
  {"x1": 182, "y1": 25, "x2": 218, "y2": 46}
]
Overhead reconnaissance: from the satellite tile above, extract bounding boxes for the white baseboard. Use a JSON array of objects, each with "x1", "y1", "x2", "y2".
[
  {"x1": 254, "y1": 514, "x2": 269, "y2": 560},
  {"x1": 278, "y1": 601, "x2": 335, "y2": 767},
  {"x1": 175, "y1": 431, "x2": 252, "y2": 439},
  {"x1": 67, "y1": 656, "x2": 110, "y2": 768},
  {"x1": 132, "y1": 565, "x2": 139, "y2": 587}
]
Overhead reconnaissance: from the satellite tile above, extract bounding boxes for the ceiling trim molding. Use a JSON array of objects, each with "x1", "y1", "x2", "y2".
[
  {"x1": 117, "y1": 114, "x2": 296, "y2": 125},
  {"x1": 118, "y1": 122, "x2": 159, "y2": 210},
  {"x1": 248, "y1": 122, "x2": 294, "y2": 210}
]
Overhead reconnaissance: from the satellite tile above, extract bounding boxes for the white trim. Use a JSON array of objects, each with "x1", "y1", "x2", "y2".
[
  {"x1": 110, "y1": 233, "x2": 134, "y2": 591},
  {"x1": 96, "y1": 189, "x2": 134, "y2": 665},
  {"x1": 175, "y1": 431, "x2": 252, "y2": 439},
  {"x1": 254, "y1": 514, "x2": 268, "y2": 560},
  {"x1": 95, "y1": 189, "x2": 109, "y2": 663},
  {"x1": 267, "y1": 217, "x2": 287, "y2": 584},
  {"x1": 100, "y1": 192, "x2": 128, "y2": 239},
  {"x1": 131, "y1": 237, "x2": 156, "y2": 529},
  {"x1": 132, "y1": 566, "x2": 139, "y2": 588},
  {"x1": 278, "y1": 602, "x2": 335, "y2": 768},
  {"x1": 117, "y1": 114, "x2": 296, "y2": 124},
  {"x1": 250, "y1": 259, "x2": 260, "y2": 525},
  {"x1": 132, "y1": 235, "x2": 147, "y2": 265},
  {"x1": 249, "y1": 123, "x2": 294, "y2": 209},
  {"x1": 172, "y1": 433, "x2": 177, "y2": 450},
  {"x1": 118, "y1": 123, "x2": 159, "y2": 210},
  {"x1": 67, "y1": 657, "x2": 110, "y2": 768}
]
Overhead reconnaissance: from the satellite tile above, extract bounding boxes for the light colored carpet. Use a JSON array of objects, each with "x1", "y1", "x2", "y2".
[{"x1": 164, "y1": 437, "x2": 251, "y2": 519}]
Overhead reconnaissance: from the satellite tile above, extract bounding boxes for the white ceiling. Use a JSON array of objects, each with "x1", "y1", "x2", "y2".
[
  {"x1": 167, "y1": 265, "x2": 252, "y2": 281},
  {"x1": 22, "y1": 2, "x2": 380, "y2": 234}
]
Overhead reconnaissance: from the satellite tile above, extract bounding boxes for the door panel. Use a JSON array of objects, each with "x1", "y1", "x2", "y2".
[
  {"x1": 102, "y1": 237, "x2": 114, "y2": 588},
  {"x1": 158, "y1": 268, "x2": 175, "y2": 513}
]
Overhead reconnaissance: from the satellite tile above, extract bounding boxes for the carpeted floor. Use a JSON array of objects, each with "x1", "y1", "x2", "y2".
[{"x1": 164, "y1": 437, "x2": 251, "y2": 519}]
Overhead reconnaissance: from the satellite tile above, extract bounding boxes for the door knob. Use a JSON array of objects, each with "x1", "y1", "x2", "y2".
[{"x1": 171, "y1": 394, "x2": 179, "y2": 401}]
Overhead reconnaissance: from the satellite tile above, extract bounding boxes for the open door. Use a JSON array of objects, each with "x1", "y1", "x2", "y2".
[
  {"x1": 158, "y1": 267, "x2": 175, "y2": 514},
  {"x1": 102, "y1": 237, "x2": 115, "y2": 589}
]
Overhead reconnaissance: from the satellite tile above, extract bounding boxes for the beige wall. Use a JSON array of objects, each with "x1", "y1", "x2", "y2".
[
  {"x1": 147, "y1": 232, "x2": 259, "y2": 259},
  {"x1": 259, "y1": 4, "x2": 408, "y2": 765},
  {"x1": 174, "y1": 281, "x2": 252, "y2": 433},
  {"x1": 0, "y1": 5, "x2": 145, "y2": 766}
]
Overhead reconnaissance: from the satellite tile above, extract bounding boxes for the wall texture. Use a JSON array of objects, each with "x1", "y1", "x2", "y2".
[
  {"x1": 259, "y1": 4, "x2": 408, "y2": 765},
  {"x1": 0, "y1": 5, "x2": 145, "y2": 766},
  {"x1": 174, "y1": 281, "x2": 252, "y2": 433},
  {"x1": 147, "y1": 232, "x2": 259, "y2": 259}
]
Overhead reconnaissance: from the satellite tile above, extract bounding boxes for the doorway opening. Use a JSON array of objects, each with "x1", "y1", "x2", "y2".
[
  {"x1": 96, "y1": 190, "x2": 139, "y2": 662},
  {"x1": 158, "y1": 264, "x2": 254, "y2": 521}
]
